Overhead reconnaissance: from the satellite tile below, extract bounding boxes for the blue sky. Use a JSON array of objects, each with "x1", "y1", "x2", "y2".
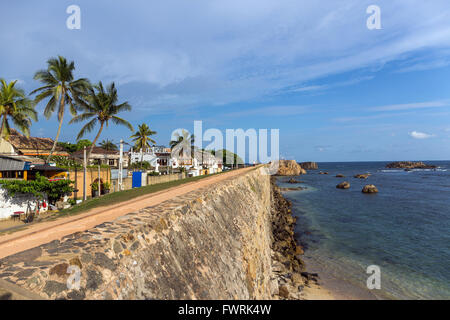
[{"x1": 1, "y1": 0, "x2": 450, "y2": 161}]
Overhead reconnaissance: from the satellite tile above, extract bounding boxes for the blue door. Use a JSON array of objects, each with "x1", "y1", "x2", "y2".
[{"x1": 132, "y1": 171, "x2": 142, "y2": 188}]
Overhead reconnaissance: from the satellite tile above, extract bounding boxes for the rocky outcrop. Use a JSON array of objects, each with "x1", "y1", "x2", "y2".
[
  {"x1": 336, "y1": 182, "x2": 350, "y2": 189},
  {"x1": 276, "y1": 160, "x2": 306, "y2": 176},
  {"x1": 287, "y1": 178, "x2": 302, "y2": 184},
  {"x1": 319, "y1": 172, "x2": 329, "y2": 175},
  {"x1": 279, "y1": 187, "x2": 306, "y2": 192},
  {"x1": 299, "y1": 162, "x2": 318, "y2": 170},
  {"x1": 362, "y1": 185, "x2": 378, "y2": 193},
  {"x1": 270, "y1": 179, "x2": 309, "y2": 300},
  {"x1": 386, "y1": 161, "x2": 436, "y2": 169},
  {"x1": 336, "y1": 174, "x2": 345, "y2": 178},
  {"x1": 354, "y1": 174, "x2": 370, "y2": 179}
]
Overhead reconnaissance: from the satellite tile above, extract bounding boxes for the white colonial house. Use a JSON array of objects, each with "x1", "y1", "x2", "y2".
[
  {"x1": 130, "y1": 146, "x2": 222, "y2": 175},
  {"x1": 129, "y1": 146, "x2": 172, "y2": 172}
]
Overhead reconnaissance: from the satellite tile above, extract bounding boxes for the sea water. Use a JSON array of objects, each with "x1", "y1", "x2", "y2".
[{"x1": 277, "y1": 161, "x2": 450, "y2": 299}]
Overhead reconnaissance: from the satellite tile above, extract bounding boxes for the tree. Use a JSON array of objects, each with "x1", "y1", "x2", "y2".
[
  {"x1": 170, "y1": 130, "x2": 195, "y2": 160},
  {"x1": 76, "y1": 139, "x2": 92, "y2": 151},
  {"x1": 57, "y1": 139, "x2": 92, "y2": 153},
  {"x1": 31, "y1": 56, "x2": 89, "y2": 162},
  {"x1": 100, "y1": 139, "x2": 118, "y2": 151},
  {"x1": 130, "y1": 123, "x2": 157, "y2": 163},
  {"x1": 212, "y1": 149, "x2": 243, "y2": 167},
  {"x1": 70, "y1": 81, "x2": 133, "y2": 159},
  {"x1": 57, "y1": 142, "x2": 77, "y2": 153},
  {"x1": 0, "y1": 79, "x2": 37, "y2": 139},
  {"x1": 0, "y1": 173, "x2": 74, "y2": 205}
]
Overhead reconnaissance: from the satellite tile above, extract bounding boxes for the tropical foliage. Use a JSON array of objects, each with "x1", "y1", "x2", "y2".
[
  {"x1": 31, "y1": 56, "x2": 90, "y2": 162},
  {"x1": 131, "y1": 123, "x2": 157, "y2": 151},
  {"x1": 0, "y1": 174, "x2": 74, "y2": 204},
  {"x1": 58, "y1": 139, "x2": 92, "y2": 153},
  {"x1": 128, "y1": 161, "x2": 152, "y2": 170},
  {"x1": 0, "y1": 79, "x2": 37, "y2": 139},
  {"x1": 211, "y1": 149, "x2": 244, "y2": 166},
  {"x1": 70, "y1": 81, "x2": 133, "y2": 159},
  {"x1": 170, "y1": 130, "x2": 195, "y2": 159},
  {"x1": 99, "y1": 139, "x2": 118, "y2": 151}
]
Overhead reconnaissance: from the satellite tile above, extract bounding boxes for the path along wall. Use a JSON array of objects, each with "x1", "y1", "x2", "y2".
[{"x1": 0, "y1": 167, "x2": 279, "y2": 300}]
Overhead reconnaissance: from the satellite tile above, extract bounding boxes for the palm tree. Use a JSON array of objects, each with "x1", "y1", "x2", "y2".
[
  {"x1": 130, "y1": 123, "x2": 157, "y2": 163},
  {"x1": 100, "y1": 139, "x2": 118, "y2": 151},
  {"x1": 69, "y1": 81, "x2": 133, "y2": 159},
  {"x1": 0, "y1": 79, "x2": 37, "y2": 140},
  {"x1": 31, "y1": 56, "x2": 89, "y2": 162},
  {"x1": 170, "y1": 130, "x2": 195, "y2": 161}
]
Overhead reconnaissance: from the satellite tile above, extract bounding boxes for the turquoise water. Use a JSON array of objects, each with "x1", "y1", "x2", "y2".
[{"x1": 277, "y1": 161, "x2": 450, "y2": 300}]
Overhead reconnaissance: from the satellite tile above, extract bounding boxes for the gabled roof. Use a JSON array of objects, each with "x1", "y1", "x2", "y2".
[
  {"x1": 6, "y1": 129, "x2": 67, "y2": 154},
  {"x1": 71, "y1": 146, "x2": 119, "y2": 158}
]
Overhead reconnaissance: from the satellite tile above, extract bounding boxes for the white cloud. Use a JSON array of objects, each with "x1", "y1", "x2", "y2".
[
  {"x1": 369, "y1": 100, "x2": 450, "y2": 112},
  {"x1": 409, "y1": 131, "x2": 435, "y2": 139},
  {"x1": 290, "y1": 76, "x2": 374, "y2": 93},
  {"x1": 2, "y1": 1, "x2": 450, "y2": 110}
]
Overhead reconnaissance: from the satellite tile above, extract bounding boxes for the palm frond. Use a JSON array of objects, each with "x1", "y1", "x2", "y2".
[{"x1": 76, "y1": 118, "x2": 97, "y2": 140}]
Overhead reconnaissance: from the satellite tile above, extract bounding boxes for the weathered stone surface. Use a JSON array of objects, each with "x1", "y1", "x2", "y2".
[
  {"x1": 80, "y1": 253, "x2": 92, "y2": 263},
  {"x1": 86, "y1": 269, "x2": 103, "y2": 291},
  {"x1": 113, "y1": 241, "x2": 122, "y2": 254},
  {"x1": 276, "y1": 160, "x2": 306, "y2": 176},
  {"x1": 2, "y1": 247, "x2": 42, "y2": 264},
  {"x1": 43, "y1": 281, "x2": 67, "y2": 297},
  {"x1": 49, "y1": 263, "x2": 69, "y2": 278},
  {"x1": 299, "y1": 162, "x2": 318, "y2": 170},
  {"x1": 67, "y1": 289, "x2": 86, "y2": 300},
  {"x1": 69, "y1": 257, "x2": 82, "y2": 270},
  {"x1": 130, "y1": 241, "x2": 140, "y2": 251},
  {"x1": 93, "y1": 253, "x2": 116, "y2": 271},
  {"x1": 336, "y1": 181, "x2": 350, "y2": 189},
  {"x1": 278, "y1": 285, "x2": 290, "y2": 298},
  {"x1": 362, "y1": 185, "x2": 379, "y2": 194},
  {"x1": 0, "y1": 166, "x2": 305, "y2": 300},
  {"x1": 15, "y1": 269, "x2": 37, "y2": 279}
]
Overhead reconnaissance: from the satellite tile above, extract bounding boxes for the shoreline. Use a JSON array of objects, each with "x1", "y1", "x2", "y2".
[
  {"x1": 272, "y1": 177, "x2": 380, "y2": 300},
  {"x1": 301, "y1": 255, "x2": 380, "y2": 300}
]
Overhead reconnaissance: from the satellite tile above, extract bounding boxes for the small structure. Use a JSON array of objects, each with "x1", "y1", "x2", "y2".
[
  {"x1": 28, "y1": 164, "x2": 68, "y2": 181},
  {"x1": 0, "y1": 155, "x2": 31, "y2": 180},
  {"x1": 71, "y1": 147, "x2": 128, "y2": 167},
  {"x1": 0, "y1": 129, "x2": 69, "y2": 157},
  {"x1": 172, "y1": 149, "x2": 222, "y2": 176}
]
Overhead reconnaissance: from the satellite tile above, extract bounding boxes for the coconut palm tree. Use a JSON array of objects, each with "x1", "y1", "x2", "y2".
[
  {"x1": 169, "y1": 130, "x2": 195, "y2": 160},
  {"x1": 99, "y1": 139, "x2": 118, "y2": 151},
  {"x1": 69, "y1": 81, "x2": 133, "y2": 159},
  {"x1": 31, "y1": 56, "x2": 89, "y2": 162},
  {"x1": 0, "y1": 79, "x2": 37, "y2": 139},
  {"x1": 130, "y1": 123, "x2": 157, "y2": 163}
]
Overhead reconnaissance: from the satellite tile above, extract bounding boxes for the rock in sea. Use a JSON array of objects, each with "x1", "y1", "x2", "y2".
[
  {"x1": 336, "y1": 181, "x2": 350, "y2": 189},
  {"x1": 276, "y1": 160, "x2": 307, "y2": 176},
  {"x1": 362, "y1": 185, "x2": 378, "y2": 193},
  {"x1": 299, "y1": 162, "x2": 318, "y2": 170}
]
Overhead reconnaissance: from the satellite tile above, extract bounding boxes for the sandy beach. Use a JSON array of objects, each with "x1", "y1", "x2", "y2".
[{"x1": 301, "y1": 258, "x2": 380, "y2": 300}]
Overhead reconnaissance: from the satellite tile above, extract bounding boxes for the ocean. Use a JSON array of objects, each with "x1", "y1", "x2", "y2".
[{"x1": 276, "y1": 161, "x2": 450, "y2": 300}]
